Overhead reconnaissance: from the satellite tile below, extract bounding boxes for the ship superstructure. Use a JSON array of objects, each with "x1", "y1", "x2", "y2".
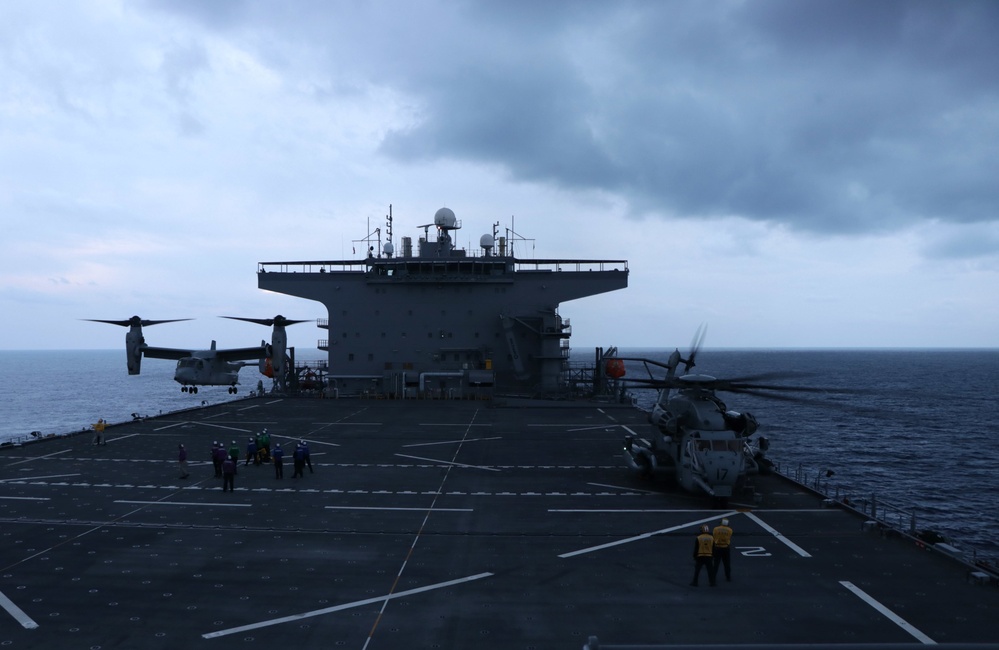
[{"x1": 258, "y1": 207, "x2": 628, "y2": 397}]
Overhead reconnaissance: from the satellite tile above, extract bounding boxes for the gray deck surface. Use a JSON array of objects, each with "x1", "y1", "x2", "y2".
[{"x1": 1, "y1": 397, "x2": 997, "y2": 649}]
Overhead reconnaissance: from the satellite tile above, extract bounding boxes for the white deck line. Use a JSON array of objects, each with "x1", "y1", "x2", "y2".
[
  {"x1": 202, "y1": 572, "x2": 493, "y2": 639},
  {"x1": 840, "y1": 580, "x2": 936, "y2": 644},
  {"x1": 559, "y1": 511, "x2": 738, "y2": 558},
  {"x1": 0, "y1": 589, "x2": 38, "y2": 629},
  {"x1": 743, "y1": 510, "x2": 812, "y2": 557},
  {"x1": 394, "y1": 453, "x2": 500, "y2": 471}
]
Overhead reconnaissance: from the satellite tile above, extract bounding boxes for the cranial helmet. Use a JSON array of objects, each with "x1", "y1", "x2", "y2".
[
  {"x1": 721, "y1": 518, "x2": 729, "y2": 526},
  {"x1": 701, "y1": 525, "x2": 710, "y2": 533}
]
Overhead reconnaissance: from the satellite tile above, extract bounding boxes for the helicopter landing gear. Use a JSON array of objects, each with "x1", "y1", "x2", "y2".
[
  {"x1": 182, "y1": 385, "x2": 198, "y2": 394},
  {"x1": 228, "y1": 386, "x2": 238, "y2": 394}
]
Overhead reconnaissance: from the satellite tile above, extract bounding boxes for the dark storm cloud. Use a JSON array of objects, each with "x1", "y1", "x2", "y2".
[{"x1": 145, "y1": 0, "x2": 999, "y2": 238}]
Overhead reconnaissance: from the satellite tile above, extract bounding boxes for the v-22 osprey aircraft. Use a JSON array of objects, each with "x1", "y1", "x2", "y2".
[{"x1": 84, "y1": 315, "x2": 308, "y2": 394}]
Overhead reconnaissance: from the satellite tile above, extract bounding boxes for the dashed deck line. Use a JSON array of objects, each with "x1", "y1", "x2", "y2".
[{"x1": 2, "y1": 479, "x2": 650, "y2": 496}]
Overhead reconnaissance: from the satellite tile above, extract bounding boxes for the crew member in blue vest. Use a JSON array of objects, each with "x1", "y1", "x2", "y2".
[
  {"x1": 300, "y1": 440, "x2": 313, "y2": 473},
  {"x1": 273, "y1": 443, "x2": 284, "y2": 479},
  {"x1": 691, "y1": 525, "x2": 716, "y2": 587}
]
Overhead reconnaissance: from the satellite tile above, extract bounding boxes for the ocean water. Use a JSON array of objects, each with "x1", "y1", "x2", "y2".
[
  {"x1": 2, "y1": 348, "x2": 997, "y2": 559},
  {"x1": 1, "y1": 349, "x2": 324, "y2": 441}
]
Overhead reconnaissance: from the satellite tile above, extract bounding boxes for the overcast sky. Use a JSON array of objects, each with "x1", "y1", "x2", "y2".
[{"x1": 3, "y1": 0, "x2": 998, "y2": 353}]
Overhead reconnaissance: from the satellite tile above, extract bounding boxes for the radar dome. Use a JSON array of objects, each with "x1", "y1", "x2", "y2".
[
  {"x1": 479, "y1": 234, "x2": 494, "y2": 249},
  {"x1": 383, "y1": 241, "x2": 394, "y2": 256},
  {"x1": 434, "y1": 207, "x2": 457, "y2": 228}
]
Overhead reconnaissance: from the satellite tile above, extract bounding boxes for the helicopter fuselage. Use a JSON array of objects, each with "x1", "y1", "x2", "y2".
[
  {"x1": 173, "y1": 355, "x2": 242, "y2": 388},
  {"x1": 624, "y1": 376, "x2": 767, "y2": 500}
]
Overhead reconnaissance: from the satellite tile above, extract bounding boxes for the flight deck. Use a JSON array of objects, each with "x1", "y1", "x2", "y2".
[{"x1": 1, "y1": 397, "x2": 997, "y2": 649}]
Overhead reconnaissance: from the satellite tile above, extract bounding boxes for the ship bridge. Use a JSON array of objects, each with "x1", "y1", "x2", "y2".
[{"x1": 258, "y1": 209, "x2": 628, "y2": 398}]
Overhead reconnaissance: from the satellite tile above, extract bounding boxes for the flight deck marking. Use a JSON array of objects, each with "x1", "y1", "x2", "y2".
[
  {"x1": 418, "y1": 423, "x2": 493, "y2": 427},
  {"x1": 587, "y1": 482, "x2": 659, "y2": 494},
  {"x1": 559, "y1": 511, "x2": 737, "y2": 558},
  {"x1": 743, "y1": 511, "x2": 812, "y2": 557},
  {"x1": 0, "y1": 589, "x2": 39, "y2": 629},
  {"x1": 5, "y1": 448, "x2": 71, "y2": 467},
  {"x1": 201, "y1": 572, "x2": 493, "y2": 639},
  {"x1": 394, "y1": 453, "x2": 500, "y2": 472},
  {"x1": 274, "y1": 437, "x2": 340, "y2": 448},
  {"x1": 153, "y1": 422, "x2": 187, "y2": 431},
  {"x1": 325, "y1": 505, "x2": 474, "y2": 512},
  {"x1": 108, "y1": 433, "x2": 141, "y2": 442},
  {"x1": 0, "y1": 496, "x2": 50, "y2": 501},
  {"x1": 403, "y1": 436, "x2": 502, "y2": 447},
  {"x1": 550, "y1": 508, "x2": 727, "y2": 513},
  {"x1": 0, "y1": 473, "x2": 79, "y2": 482},
  {"x1": 312, "y1": 422, "x2": 381, "y2": 426},
  {"x1": 116, "y1": 500, "x2": 251, "y2": 508},
  {"x1": 190, "y1": 422, "x2": 253, "y2": 433},
  {"x1": 840, "y1": 581, "x2": 936, "y2": 644}
]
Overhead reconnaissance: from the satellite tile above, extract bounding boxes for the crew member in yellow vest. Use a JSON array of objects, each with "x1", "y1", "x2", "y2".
[
  {"x1": 713, "y1": 518, "x2": 734, "y2": 582},
  {"x1": 92, "y1": 419, "x2": 106, "y2": 446},
  {"x1": 690, "y1": 524, "x2": 716, "y2": 587}
]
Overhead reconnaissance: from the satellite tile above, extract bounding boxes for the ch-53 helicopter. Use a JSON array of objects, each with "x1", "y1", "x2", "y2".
[
  {"x1": 84, "y1": 315, "x2": 308, "y2": 394},
  {"x1": 605, "y1": 326, "x2": 838, "y2": 504}
]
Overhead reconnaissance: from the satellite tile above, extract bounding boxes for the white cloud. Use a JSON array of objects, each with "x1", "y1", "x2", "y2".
[{"x1": 2, "y1": 0, "x2": 997, "y2": 351}]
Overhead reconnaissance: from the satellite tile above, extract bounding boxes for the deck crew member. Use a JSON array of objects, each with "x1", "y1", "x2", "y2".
[
  {"x1": 211, "y1": 441, "x2": 224, "y2": 477},
  {"x1": 301, "y1": 440, "x2": 313, "y2": 473},
  {"x1": 713, "y1": 518, "x2": 733, "y2": 582},
  {"x1": 92, "y1": 419, "x2": 107, "y2": 446},
  {"x1": 245, "y1": 437, "x2": 258, "y2": 466},
  {"x1": 222, "y1": 456, "x2": 236, "y2": 492},
  {"x1": 292, "y1": 443, "x2": 306, "y2": 478},
  {"x1": 227, "y1": 440, "x2": 240, "y2": 474},
  {"x1": 273, "y1": 443, "x2": 284, "y2": 479},
  {"x1": 691, "y1": 525, "x2": 716, "y2": 587},
  {"x1": 178, "y1": 444, "x2": 189, "y2": 479},
  {"x1": 257, "y1": 429, "x2": 271, "y2": 459}
]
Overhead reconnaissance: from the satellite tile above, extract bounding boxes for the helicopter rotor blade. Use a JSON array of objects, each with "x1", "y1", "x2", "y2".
[
  {"x1": 683, "y1": 323, "x2": 707, "y2": 372},
  {"x1": 720, "y1": 381, "x2": 861, "y2": 395}
]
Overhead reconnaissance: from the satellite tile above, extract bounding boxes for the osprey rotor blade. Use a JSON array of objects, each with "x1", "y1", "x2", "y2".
[
  {"x1": 82, "y1": 317, "x2": 192, "y2": 327},
  {"x1": 221, "y1": 315, "x2": 310, "y2": 327}
]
